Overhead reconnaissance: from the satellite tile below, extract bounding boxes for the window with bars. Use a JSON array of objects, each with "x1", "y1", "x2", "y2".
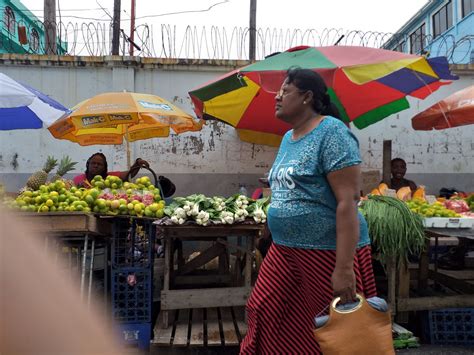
[
  {"x1": 410, "y1": 24, "x2": 426, "y2": 54},
  {"x1": 395, "y1": 41, "x2": 406, "y2": 53},
  {"x1": 30, "y1": 29, "x2": 39, "y2": 52},
  {"x1": 432, "y1": 0, "x2": 453, "y2": 38},
  {"x1": 3, "y1": 6, "x2": 16, "y2": 34},
  {"x1": 462, "y1": 0, "x2": 474, "y2": 17}
]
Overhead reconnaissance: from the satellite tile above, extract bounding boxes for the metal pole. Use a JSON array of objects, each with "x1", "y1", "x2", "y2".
[
  {"x1": 112, "y1": 0, "x2": 121, "y2": 55},
  {"x1": 249, "y1": 0, "x2": 257, "y2": 61},
  {"x1": 43, "y1": 0, "x2": 57, "y2": 54},
  {"x1": 126, "y1": 125, "x2": 131, "y2": 169},
  {"x1": 87, "y1": 239, "x2": 96, "y2": 308},
  {"x1": 130, "y1": 0, "x2": 136, "y2": 56},
  {"x1": 80, "y1": 234, "x2": 89, "y2": 301}
]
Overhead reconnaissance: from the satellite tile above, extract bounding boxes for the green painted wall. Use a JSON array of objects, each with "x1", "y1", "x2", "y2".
[{"x1": 0, "y1": 0, "x2": 67, "y2": 54}]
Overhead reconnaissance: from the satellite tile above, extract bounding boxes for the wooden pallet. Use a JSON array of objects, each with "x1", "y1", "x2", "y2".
[{"x1": 153, "y1": 307, "x2": 246, "y2": 347}]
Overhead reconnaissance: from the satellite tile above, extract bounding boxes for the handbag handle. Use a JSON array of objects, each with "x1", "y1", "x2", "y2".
[
  {"x1": 331, "y1": 293, "x2": 365, "y2": 314},
  {"x1": 124, "y1": 165, "x2": 165, "y2": 200}
]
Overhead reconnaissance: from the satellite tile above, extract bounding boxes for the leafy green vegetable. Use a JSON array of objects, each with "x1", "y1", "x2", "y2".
[{"x1": 359, "y1": 195, "x2": 427, "y2": 265}]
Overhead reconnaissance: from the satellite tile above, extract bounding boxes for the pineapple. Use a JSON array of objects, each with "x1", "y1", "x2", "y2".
[
  {"x1": 50, "y1": 156, "x2": 78, "y2": 183},
  {"x1": 18, "y1": 186, "x2": 33, "y2": 195},
  {"x1": 26, "y1": 156, "x2": 58, "y2": 191}
]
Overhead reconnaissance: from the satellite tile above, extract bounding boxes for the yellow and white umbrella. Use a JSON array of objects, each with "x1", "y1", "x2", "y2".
[
  {"x1": 48, "y1": 92, "x2": 203, "y2": 146},
  {"x1": 48, "y1": 91, "x2": 203, "y2": 167}
]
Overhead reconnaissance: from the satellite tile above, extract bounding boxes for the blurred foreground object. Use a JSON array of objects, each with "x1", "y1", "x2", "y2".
[{"x1": 0, "y1": 208, "x2": 123, "y2": 355}]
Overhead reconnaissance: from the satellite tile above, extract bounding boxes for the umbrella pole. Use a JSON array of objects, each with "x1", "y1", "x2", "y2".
[
  {"x1": 126, "y1": 126, "x2": 131, "y2": 169},
  {"x1": 382, "y1": 140, "x2": 392, "y2": 185}
]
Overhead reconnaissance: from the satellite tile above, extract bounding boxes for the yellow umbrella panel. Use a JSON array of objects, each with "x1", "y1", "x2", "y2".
[{"x1": 48, "y1": 92, "x2": 203, "y2": 145}]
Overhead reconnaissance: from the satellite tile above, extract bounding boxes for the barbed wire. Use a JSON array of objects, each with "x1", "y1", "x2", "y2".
[{"x1": 0, "y1": 19, "x2": 472, "y2": 64}]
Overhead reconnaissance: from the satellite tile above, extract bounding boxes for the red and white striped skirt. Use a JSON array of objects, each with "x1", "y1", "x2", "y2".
[{"x1": 240, "y1": 243, "x2": 377, "y2": 354}]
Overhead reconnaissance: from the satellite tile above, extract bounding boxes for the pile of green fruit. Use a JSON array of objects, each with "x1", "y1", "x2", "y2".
[
  {"x1": 8, "y1": 175, "x2": 165, "y2": 218},
  {"x1": 406, "y1": 199, "x2": 461, "y2": 218}
]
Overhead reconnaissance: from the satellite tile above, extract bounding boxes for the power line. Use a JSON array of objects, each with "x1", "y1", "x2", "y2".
[
  {"x1": 135, "y1": 0, "x2": 230, "y2": 20},
  {"x1": 1, "y1": 1, "x2": 231, "y2": 22},
  {"x1": 95, "y1": 0, "x2": 113, "y2": 20}
]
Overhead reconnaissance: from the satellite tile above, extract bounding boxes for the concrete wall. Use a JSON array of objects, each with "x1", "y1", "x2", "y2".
[
  {"x1": 354, "y1": 67, "x2": 474, "y2": 195},
  {"x1": 0, "y1": 55, "x2": 278, "y2": 196},
  {"x1": 0, "y1": 55, "x2": 473, "y2": 196}
]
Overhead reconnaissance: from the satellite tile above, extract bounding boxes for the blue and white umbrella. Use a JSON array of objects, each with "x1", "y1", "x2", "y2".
[{"x1": 0, "y1": 73, "x2": 69, "y2": 130}]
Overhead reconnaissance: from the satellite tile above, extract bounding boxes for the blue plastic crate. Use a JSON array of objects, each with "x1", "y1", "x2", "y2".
[
  {"x1": 427, "y1": 308, "x2": 474, "y2": 346},
  {"x1": 112, "y1": 268, "x2": 152, "y2": 323},
  {"x1": 115, "y1": 322, "x2": 151, "y2": 350},
  {"x1": 112, "y1": 217, "x2": 155, "y2": 269}
]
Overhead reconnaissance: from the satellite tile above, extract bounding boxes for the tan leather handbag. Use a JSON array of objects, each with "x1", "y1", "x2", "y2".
[{"x1": 313, "y1": 294, "x2": 395, "y2": 355}]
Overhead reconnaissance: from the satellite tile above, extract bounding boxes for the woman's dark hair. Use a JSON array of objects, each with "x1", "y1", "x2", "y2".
[
  {"x1": 322, "y1": 102, "x2": 341, "y2": 119},
  {"x1": 85, "y1": 152, "x2": 108, "y2": 179},
  {"x1": 286, "y1": 67, "x2": 333, "y2": 115}
]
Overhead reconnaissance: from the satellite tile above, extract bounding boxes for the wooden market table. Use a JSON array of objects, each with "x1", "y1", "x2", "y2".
[
  {"x1": 388, "y1": 226, "x2": 474, "y2": 319},
  {"x1": 16, "y1": 212, "x2": 112, "y2": 304},
  {"x1": 155, "y1": 222, "x2": 265, "y2": 328}
]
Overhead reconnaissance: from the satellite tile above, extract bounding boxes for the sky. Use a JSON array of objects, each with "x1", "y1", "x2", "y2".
[{"x1": 20, "y1": 0, "x2": 428, "y2": 33}]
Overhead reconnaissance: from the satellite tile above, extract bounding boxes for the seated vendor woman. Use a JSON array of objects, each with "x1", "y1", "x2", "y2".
[
  {"x1": 389, "y1": 158, "x2": 417, "y2": 192},
  {"x1": 73, "y1": 152, "x2": 149, "y2": 188}
]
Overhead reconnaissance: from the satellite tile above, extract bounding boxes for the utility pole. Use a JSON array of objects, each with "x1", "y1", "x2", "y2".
[
  {"x1": 112, "y1": 0, "x2": 121, "y2": 55},
  {"x1": 44, "y1": 0, "x2": 56, "y2": 54},
  {"x1": 249, "y1": 0, "x2": 257, "y2": 61},
  {"x1": 129, "y1": 0, "x2": 136, "y2": 56}
]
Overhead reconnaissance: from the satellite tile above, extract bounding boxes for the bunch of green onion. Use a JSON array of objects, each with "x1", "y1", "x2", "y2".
[{"x1": 359, "y1": 195, "x2": 427, "y2": 265}]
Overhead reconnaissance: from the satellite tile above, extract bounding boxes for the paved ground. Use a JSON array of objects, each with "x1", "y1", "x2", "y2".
[
  {"x1": 130, "y1": 344, "x2": 474, "y2": 354},
  {"x1": 397, "y1": 345, "x2": 474, "y2": 354}
]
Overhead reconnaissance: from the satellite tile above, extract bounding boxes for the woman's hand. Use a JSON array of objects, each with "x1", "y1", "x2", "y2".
[
  {"x1": 331, "y1": 267, "x2": 356, "y2": 304},
  {"x1": 127, "y1": 158, "x2": 150, "y2": 179}
]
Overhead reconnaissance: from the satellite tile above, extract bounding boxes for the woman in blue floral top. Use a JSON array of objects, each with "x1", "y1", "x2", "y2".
[{"x1": 241, "y1": 68, "x2": 377, "y2": 354}]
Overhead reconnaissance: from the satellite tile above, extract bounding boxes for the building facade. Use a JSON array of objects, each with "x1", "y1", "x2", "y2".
[
  {"x1": 1, "y1": 0, "x2": 66, "y2": 54},
  {"x1": 385, "y1": 0, "x2": 474, "y2": 63}
]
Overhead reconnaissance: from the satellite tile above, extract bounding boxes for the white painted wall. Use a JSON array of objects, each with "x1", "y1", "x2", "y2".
[
  {"x1": 354, "y1": 75, "x2": 474, "y2": 194},
  {"x1": 0, "y1": 57, "x2": 278, "y2": 195},
  {"x1": 0, "y1": 56, "x2": 473, "y2": 195},
  {"x1": 356, "y1": 76, "x2": 474, "y2": 173}
]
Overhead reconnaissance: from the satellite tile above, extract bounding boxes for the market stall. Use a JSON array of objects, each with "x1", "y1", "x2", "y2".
[
  {"x1": 2, "y1": 170, "x2": 269, "y2": 350},
  {"x1": 15, "y1": 212, "x2": 112, "y2": 305},
  {"x1": 398, "y1": 225, "x2": 474, "y2": 313},
  {"x1": 360, "y1": 182, "x2": 474, "y2": 346},
  {"x1": 156, "y1": 222, "x2": 265, "y2": 328},
  {"x1": 5, "y1": 145, "x2": 472, "y2": 349}
]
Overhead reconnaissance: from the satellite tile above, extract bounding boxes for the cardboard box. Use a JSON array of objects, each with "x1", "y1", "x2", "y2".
[{"x1": 361, "y1": 170, "x2": 381, "y2": 196}]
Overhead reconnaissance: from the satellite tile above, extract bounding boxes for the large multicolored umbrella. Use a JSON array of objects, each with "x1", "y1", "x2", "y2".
[
  {"x1": 189, "y1": 46, "x2": 457, "y2": 146},
  {"x1": 48, "y1": 92, "x2": 203, "y2": 146},
  {"x1": 0, "y1": 73, "x2": 68, "y2": 130},
  {"x1": 412, "y1": 85, "x2": 474, "y2": 131}
]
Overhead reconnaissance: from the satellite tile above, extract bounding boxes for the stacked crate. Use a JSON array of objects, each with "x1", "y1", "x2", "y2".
[
  {"x1": 111, "y1": 217, "x2": 155, "y2": 350},
  {"x1": 426, "y1": 308, "x2": 474, "y2": 346}
]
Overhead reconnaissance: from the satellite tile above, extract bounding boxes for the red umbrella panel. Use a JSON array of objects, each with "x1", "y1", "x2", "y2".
[
  {"x1": 412, "y1": 85, "x2": 474, "y2": 130},
  {"x1": 189, "y1": 46, "x2": 457, "y2": 146}
]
